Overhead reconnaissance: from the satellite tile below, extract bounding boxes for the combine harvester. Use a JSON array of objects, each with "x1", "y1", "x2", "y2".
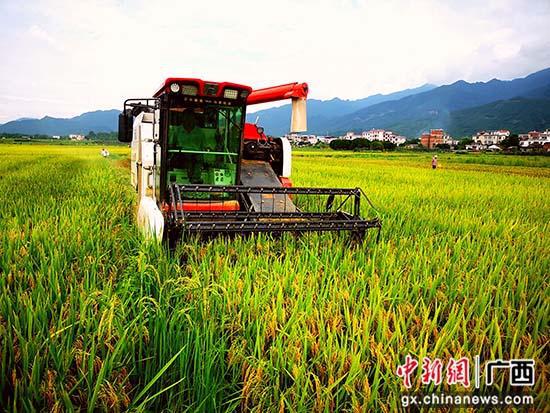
[{"x1": 118, "y1": 78, "x2": 381, "y2": 245}]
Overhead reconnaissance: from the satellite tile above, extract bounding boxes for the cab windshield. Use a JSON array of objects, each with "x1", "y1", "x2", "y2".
[{"x1": 166, "y1": 105, "x2": 243, "y2": 188}]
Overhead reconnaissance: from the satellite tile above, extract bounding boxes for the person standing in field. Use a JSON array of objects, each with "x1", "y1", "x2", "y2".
[{"x1": 432, "y1": 155, "x2": 438, "y2": 169}]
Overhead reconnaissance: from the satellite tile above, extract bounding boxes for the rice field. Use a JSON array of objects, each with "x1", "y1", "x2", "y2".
[{"x1": 0, "y1": 144, "x2": 548, "y2": 411}]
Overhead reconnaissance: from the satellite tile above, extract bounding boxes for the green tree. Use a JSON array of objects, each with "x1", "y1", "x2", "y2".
[
  {"x1": 329, "y1": 139, "x2": 353, "y2": 150},
  {"x1": 353, "y1": 138, "x2": 370, "y2": 149},
  {"x1": 370, "y1": 141, "x2": 384, "y2": 150},
  {"x1": 501, "y1": 134, "x2": 519, "y2": 148},
  {"x1": 456, "y1": 138, "x2": 473, "y2": 149}
]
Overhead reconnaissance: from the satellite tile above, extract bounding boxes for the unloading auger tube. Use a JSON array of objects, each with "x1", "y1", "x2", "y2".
[{"x1": 117, "y1": 77, "x2": 382, "y2": 245}]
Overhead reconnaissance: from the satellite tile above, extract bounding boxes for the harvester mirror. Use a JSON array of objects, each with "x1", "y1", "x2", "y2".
[{"x1": 118, "y1": 112, "x2": 133, "y2": 142}]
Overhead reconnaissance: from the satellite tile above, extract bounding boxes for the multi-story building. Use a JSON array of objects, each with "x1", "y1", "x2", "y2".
[
  {"x1": 385, "y1": 133, "x2": 407, "y2": 146},
  {"x1": 519, "y1": 130, "x2": 550, "y2": 149},
  {"x1": 363, "y1": 129, "x2": 385, "y2": 141},
  {"x1": 291, "y1": 129, "x2": 408, "y2": 147},
  {"x1": 343, "y1": 131, "x2": 362, "y2": 140},
  {"x1": 286, "y1": 133, "x2": 318, "y2": 145},
  {"x1": 443, "y1": 136, "x2": 459, "y2": 147},
  {"x1": 472, "y1": 130, "x2": 510, "y2": 146},
  {"x1": 420, "y1": 129, "x2": 445, "y2": 149},
  {"x1": 359, "y1": 129, "x2": 407, "y2": 145}
]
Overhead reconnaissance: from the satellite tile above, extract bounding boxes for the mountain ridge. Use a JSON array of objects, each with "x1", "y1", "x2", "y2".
[
  {"x1": 247, "y1": 83, "x2": 437, "y2": 136},
  {"x1": 323, "y1": 67, "x2": 550, "y2": 136},
  {"x1": 1, "y1": 68, "x2": 549, "y2": 138},
  {"x1": 0, "y1": 109, "x2": 120, "y2": 135},
  {"x1": 447, "y1": 97, "x2": 550, "y2": 136}
]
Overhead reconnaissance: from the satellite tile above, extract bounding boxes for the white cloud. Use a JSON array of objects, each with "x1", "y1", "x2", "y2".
[
  {"x1": 28, "y1": 24, "x2": 64, "y2": 51},
  {"x1": 0, "y1": 0, "x2": 549, "y2": 121}
]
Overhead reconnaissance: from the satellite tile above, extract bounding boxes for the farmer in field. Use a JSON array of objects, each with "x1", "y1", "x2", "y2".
[
  {"x1": 432, "y1": 155, "x2": 438, "y2": 169},
  {"x1": 100, "y1": 148, "x2": 110, "y2": 157}
]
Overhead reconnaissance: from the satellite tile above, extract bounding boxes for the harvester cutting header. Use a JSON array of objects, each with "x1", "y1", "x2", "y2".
[{"x1": 118, "y1": 77, "x2": 381, "y2": 245}]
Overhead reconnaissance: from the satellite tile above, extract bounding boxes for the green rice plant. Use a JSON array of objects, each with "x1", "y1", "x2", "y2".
[{"x1": 0, "y1": 144, "x2": 548, "y2": 412}]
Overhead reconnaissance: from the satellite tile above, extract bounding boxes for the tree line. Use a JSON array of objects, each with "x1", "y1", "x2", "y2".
[
  {"x1": 0, "y1": 131, "x2": 119, "y2": 141},
  {"x1": 329, "y1": 138, "x2": 397, "y2": 151},
  {"x1": 328, "y1": 134, "x2": 523, "y2": 151}
]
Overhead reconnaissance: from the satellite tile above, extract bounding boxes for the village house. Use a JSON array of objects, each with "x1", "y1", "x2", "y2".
[
  {"x1": 363, "y1": 129, "x2": 385, "y2": 141},
  {"x1": 445, "y1": 136, "x2": 460, "y2": 147},
  {"x1": 339, "y1": 129, "x2": 407, "y2": 146},
  {"x1": 316, "y1": 136, "x2": 334, "y2": 144},
  {"x1": 420, "y1": 129, "x2": 444, "y2": 149},
  {"x1": 518, "y1": 130, "x2": 550, "y2": 150},
  {"x1": 287, "y1": 129, "x2": 408, "y2": 147},
  {"x1": 361, "y1": 129, "x2": 407, "y2": 145},
  {"x1": 386, "y1": 135, "x2": 407, "y2": 146},
  {"x1": 420, "y1": 129, "x2": 458, "y2": 149},
  {"x1": 343, "y1": 131, "x2": 362, "y2": 140},
  {"x1": 69, "y1": 134, "x2": 86, "y2": 141},
  {"x1": 286, "y1": 133, "x2": 319, "y2": 146},
  {"x1": 472, "y1": 130, "x2": 510, "y2": 147},
  {"x1": 465, "y1": 143, "x2": 485, "y2": 151}
]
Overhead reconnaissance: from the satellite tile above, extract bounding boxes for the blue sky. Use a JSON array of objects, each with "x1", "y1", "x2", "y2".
[{"x1": 1, "y1": 0, "x2": 549, "y2": 122}]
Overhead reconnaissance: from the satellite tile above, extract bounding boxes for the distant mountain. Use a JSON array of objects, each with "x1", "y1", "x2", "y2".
[
  {"x1": 246, "y1": 83, "x2": 437, "y2": 136},
  {"x1": 0, "y1": 85, "x2": 436, "y2": 137},
  {"x1": 447, "y1": 97, "x2": 550, "y2": 137},
  {"x1": 3, "y1": 68, "x2": 550, "y2": 138},
  {"x1": 522, "y1": 83, "x2": 550, "y2": 100},
  {"x1": 327, "y1": 68, "x2": 550, "y2": 137},
  {"x1": 0, "y1": 110, "x2": 119, "y2": 135}
]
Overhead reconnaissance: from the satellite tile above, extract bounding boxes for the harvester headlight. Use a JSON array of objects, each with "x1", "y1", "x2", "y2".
[
  {"x1": 182, "y1": 84, "x2": 198, "y2": 96},
  {"x1": 223, "y1": 89, "x2": 238, "y2": 99},
  {"x1": 170, "y1": 83, "x2": 180, "y2": 93}
]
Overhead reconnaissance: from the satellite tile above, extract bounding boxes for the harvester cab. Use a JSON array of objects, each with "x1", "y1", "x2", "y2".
[{"x1": 118, "y1": 78, "x2": 381, "y2": 245}]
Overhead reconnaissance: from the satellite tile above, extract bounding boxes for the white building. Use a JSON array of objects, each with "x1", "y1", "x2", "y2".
[
  {"x1": 316, "y1": 136, "x2": 333, "y2": 144},
  {"x1": 472, "y1": 130, "x2": 510, "y2": 146},
  {"x1": 465, "y1": 143, "x2": 485, "y2": 151},
  {"x1": 343, "y1": 131, "x2": 362, "y2": 140},
  {"x1": 358, "y1": 129, "x2": 407, "y2": 146},
  {"x1": 519, "y1": 130, "x2": 550, "y2": 148},
  {"x1": 286, "y1": 134, "x2": 318, "y2": 145},
  {"x1": 69, "y1": 134, "x2": 86, "y2": 141},
  {"x1": 363, "y1": 129, "x2": 385, "y2": 141},
  {"x1": 291, "y1": 129, "x2": 409, "y2": 146},
  {"x1": 442, "y1": 135, "x2": 459, "y2": 147},
  {"x1": 386, "y1": 134, "x2": 407, "y2": 146}
]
